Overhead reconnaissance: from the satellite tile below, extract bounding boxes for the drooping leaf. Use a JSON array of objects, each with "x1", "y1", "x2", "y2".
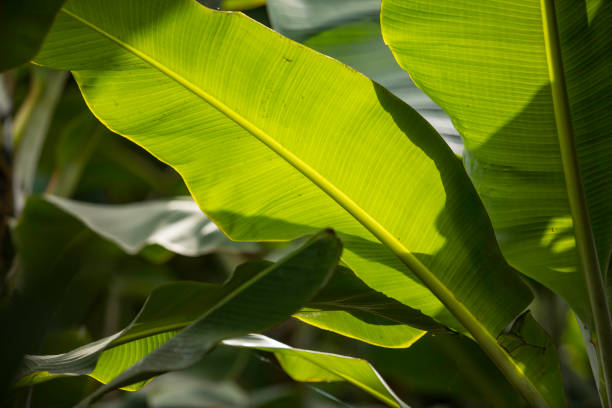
[
  {"x1": 34, "y1": 1, "x2": 564, "y2": 404},
  {"x1": 18, "y1": 230, "x2": 341, "y2": 406},
  {"x1": 0, "y1": 0, "x2": 67, "y2": 71},
  {"x1": 25, "y1": 193, "x2": 432, "y2": 349},
  {"x1": 380, "y1": 0, "x2": 612, "y2": 328},
  {"x1": 297, "y1": 264, "x2": 449, "y2": 348},
  {"x1": 223, "y1": 334, "x2": 408, "y2": 408},
  {"x1": 17, "y1": 260, "x2": 439, "y2": 388},
  {"x1": 35, "y1": 0, "x2": 531, "y2": 342},
  {"x1": 42, "y1": 194, "x2": 258, "y2": 256}
]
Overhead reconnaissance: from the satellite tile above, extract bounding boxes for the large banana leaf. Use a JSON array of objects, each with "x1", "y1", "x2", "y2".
[
  {"x1": 19, "y1": 230, "x2": 341, "y2": 406},
  {"x1": 32, "y1": 0, "x2": 567, "y2": 404},
  {"x1": 381, "y1": 0, "x2": 612, "y2": 328},
  {"x1": 34, "y1": 0, "x2": 530, "y2": 338}
]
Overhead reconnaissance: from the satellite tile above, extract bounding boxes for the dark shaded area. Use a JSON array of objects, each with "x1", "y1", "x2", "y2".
[{"x1": 0, "y1": 0, "x2": 66, "y2": 71}]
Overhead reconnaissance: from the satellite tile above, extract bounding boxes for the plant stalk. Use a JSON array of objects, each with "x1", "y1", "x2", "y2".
[{"x1": 539, "y1": 0, "x2": 612, "y2": 406}]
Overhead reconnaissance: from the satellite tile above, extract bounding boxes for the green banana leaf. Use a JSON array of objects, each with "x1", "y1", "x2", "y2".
[
  {"x1": 42, "y1": 192, "x2": 445, "y2": 347},
  {"x1": 16, "y1": 261, "x2": 440, "y2": 390},
  {"x1": 296, "y1": 264, "x2": 449, "y2": 348},
  {"x1": 32, "y1": 0, "x2": 566, "y2": 404},
  {"x1": 223, "y1": 334, "x2": 408, "y2": 408},
  {"x1": 221, "y1": 0, "x2": 265, "y2": 11},
  {"x1": 43, "y1": 194, "x2": 258, "y2": 256},
  {"x1": 303, "y1": 20, "x2": 461, "y2": 154},
  {"x1": 266, "y1": 1, "x2": 461, "y2": 153},
  {"x1": 0, "y1": 0, "x2": 66, "y2": 71},
  {"x1": 19, "y1": 230, "x2": 341, "y2": 406},
  {"x1": 20, "y1": 193, "x2": 439, "y2": 348},
  {"x1": 381, "y1": 0, "x2": 612, "y2": 328},
  {"x1": 34, "y1": 0, "x2": 528, "y2": 338}
]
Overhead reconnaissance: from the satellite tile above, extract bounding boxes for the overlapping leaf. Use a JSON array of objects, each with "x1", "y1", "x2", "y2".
[
  {"x1": 296, "y1": 265, "x2": 448, "y2": 348},
  {"x1": 42, "y1": 193, "x2": 442, "y2": 347},
  {"x1": 33, "y1": 0, "x2": 566, "y2": 404},
  {"x1": 266, "y1": 0, "x2": 461, "y2": 152},
  {"x1": 381, "y1": 0, "x2": 612, "y2": 326},
  {"x1": 35, "y1": 0, "x2": 530, "y2": 341},
  {"x1": 19, "y1": 230, "x2": 341, "y2": 406}
]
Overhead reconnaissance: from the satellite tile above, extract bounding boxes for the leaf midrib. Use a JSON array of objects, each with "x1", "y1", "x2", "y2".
[
  {"x1": 60, "y1": 6, "x2": 545, "y2": 405},
  {"x1": 59, "y1": 6, "x2": 442, "y2": 329}
]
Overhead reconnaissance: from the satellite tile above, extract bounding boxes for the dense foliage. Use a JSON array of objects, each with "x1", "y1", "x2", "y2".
[{"x1": 0, "y1": 0, "x2": 609, "y2": 407}]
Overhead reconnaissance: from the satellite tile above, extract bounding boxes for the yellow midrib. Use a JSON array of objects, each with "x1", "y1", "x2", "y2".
[
  {"x1": 59, "y1": 7, "x2": 436, "y2": 313},
  {"x1": 60, "y1": 7, "x2": 546, "y2": 406}
]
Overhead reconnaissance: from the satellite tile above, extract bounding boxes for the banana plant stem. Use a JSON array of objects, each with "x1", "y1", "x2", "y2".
[{"x1": 539, "y1": 0, "x2": 612, "y2": 405}]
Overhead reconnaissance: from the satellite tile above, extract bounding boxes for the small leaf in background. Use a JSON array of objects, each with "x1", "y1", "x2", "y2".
[
  {"x1": 224, "y1": 334, "x2": 408, "y2": 408},
  {"x1": 12, "y1": 67, "x2": 67, "y2": 213},
  {"x1": 43, "y1": 195, "x2": 259, "y2": 257}
]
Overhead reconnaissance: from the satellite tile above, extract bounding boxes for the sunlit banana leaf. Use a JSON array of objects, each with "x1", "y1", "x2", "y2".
[
  {"x1": 381, "y1": 0, "x2": 612, "y2": 329},
  {"x1": 223, "y1": 334, "x2": 408, "y2": 408},
  {"x1": 267, "y1": 1, "x2": 461, "y2": 153},
  {"x1": 18, "y1": 230, "x2": 341, "y2": 406},
  {"x1": 296, "y1": 264, "x2": 449, "y2": 348},
  {"x1": 34, "y1": 0, "x2": 563, "y2": 404},
  {"x1": 35, "y1": 0, "x2": 530, "y2": 339}
]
